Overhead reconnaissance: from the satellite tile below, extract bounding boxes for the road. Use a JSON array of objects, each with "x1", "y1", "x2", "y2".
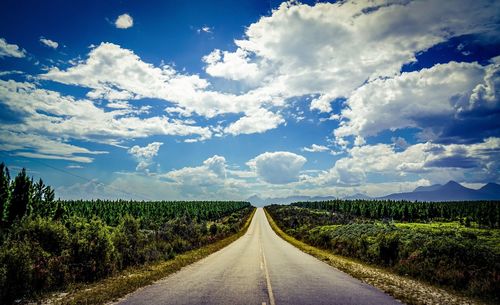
[{"x1": 116, "y1": 208, "x2": 400, "y2": 305}]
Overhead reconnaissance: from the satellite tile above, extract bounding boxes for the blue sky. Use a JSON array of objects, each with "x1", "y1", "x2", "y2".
[{"x1": 0, "y1": 0, "x2": 499, "y2": 200}]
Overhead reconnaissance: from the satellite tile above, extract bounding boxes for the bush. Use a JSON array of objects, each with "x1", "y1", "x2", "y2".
[
  {"x1": 267, "y1": 205, "x2": 500, "y2": 299},
  {"x1": 66, "y1": 217, "x2": 116, "y2": 281},
  {"x1": 112, "y1": 215, "x2": 143, "y2": 269},
  {"x1": 0, "y1": 241, "x2": 33, "y2": 303},
  {"x1": 14, "y1": 217, "x2": 69, "y2": 254}
]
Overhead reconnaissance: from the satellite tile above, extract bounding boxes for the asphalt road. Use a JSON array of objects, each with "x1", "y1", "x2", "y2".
[{"x1": 116, "y1": 208, "x2": 400, "y2": 305}]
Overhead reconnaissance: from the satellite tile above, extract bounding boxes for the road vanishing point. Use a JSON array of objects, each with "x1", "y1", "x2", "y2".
[{"x1": 116, "y1": 208, "x2": 400, "y2": 305}]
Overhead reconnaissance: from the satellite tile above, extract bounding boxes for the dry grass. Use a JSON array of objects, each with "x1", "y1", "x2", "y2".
[
  {"x1": 42, "y1": 208, "x2": 256, "y2": 305},
  {"x1": 263, "y1": 208, "x2": 489, "y2": 305}
]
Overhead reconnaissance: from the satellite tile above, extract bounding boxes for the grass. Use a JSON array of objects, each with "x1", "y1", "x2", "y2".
[
  {"x1": 263, "y1": 208, "x2": 490, "y2": 305},
  {"x1": 45, "y1": 208, "x2": 256, "y2": 305},
  {"x1": 395, "y1": 221, "x2": 500, "y2": 254}
]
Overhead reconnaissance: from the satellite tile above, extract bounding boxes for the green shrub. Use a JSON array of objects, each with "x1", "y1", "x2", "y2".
[
  {"x1": 268, "y1": 205, "x2": 500, "y2": 299},
  {"x1": 14, "y1": 217, "x2": 69, "y2": 254},
  {"x1": 66, "y1": 217, "x2": 116, "y2": 281},
  {"x1": 0, "y1": 240, "x2": 33, "y2": 302},
  {"x1": 112, "y1": 215, "x2": 143, "y2": 268}
]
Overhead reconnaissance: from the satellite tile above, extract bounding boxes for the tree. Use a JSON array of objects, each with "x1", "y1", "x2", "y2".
[
  {"x1": 30, "y1": 178, "x2": 45, "y2": 216},
  {"x1": 0, "y1": 163, "x2": 10, "y2": 226},
  {"x1": 29, "y1": 178, "x2": 56, "y2": 218},
  {"x1": 7, "y1": 168, "x2": 32, "y2": 225}
]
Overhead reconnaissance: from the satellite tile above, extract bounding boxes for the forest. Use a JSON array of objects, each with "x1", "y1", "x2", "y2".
[
  {"x1": 266, "y1": 200, "x2": 500, "y2": 302},
  {"x1": 0, "y1": 163, "x2": 253, "y2": 303},
  {"x1": 292, "y1": 199, "x2": 500, "y2": 227}
]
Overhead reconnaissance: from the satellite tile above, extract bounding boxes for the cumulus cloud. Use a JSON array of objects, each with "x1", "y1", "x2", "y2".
[
  {"x1": 203, "y1": 48, "x2": 261, "y2": 82},
  {"x1": 203, "y1": 155, "x2": 227, "y2": 178},
  {"x1": 0, "y1": 37, "x2": 25, "y2": 58},
  {"x1": 335, "y1": 60, "x2": 500, "y2": 144},
  {"x1": 247, "y1": 151, "x2": 307, "y2": 184},
  {"x1": 302, "y1": 144, "x2": 329, "y2": 153},
  {"x1": 0, "y1": 79, "x2": 213, "y2": 158},
  {"x1": 128, "y1": 142, "x2": 163, "y2": 171},
  {"x1": 115, "y1": 13, "x2": 133, "y2": 29},
  {"x1": 40, "y1": 37, "x2": 59, "y2": 49},
  {"x1": 308, "y1": 138, "x2": 500, "y2": 186},
  {"x1": 224, "y1": 108, "x2": 285, "y2": 135},
  {"x1": 158, "y1": 155, "x2": 236, "y2": 198},
  {"x1": 207, "y1": 0, "x2": 499, "y2": 109},
  {"x1": 40, "y1": 43, "x2": 256, "y2": 119}
]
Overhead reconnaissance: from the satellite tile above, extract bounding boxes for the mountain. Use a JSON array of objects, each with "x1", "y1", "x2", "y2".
[
  {"x1": 247, "y1": 181, "x2": 500, "y2": 206},
  {"x1": 413, "y1": 184, "x2": 442, "y2": 192},
  {"x1": 344, "y1": 193, "x2": 372, "y2": 200},
  {"x1": 479, "y1": 182, "x2": 500, "y2": 196},
  {"x1": 247, "y1": 193, "x2": 372, "y2": 206},
  {"x1": 246, "y1": 194, "x2": 338, "y2": 206},
  {"x1": 379, "y1": 181, "x2": 500, "y2": 201}
]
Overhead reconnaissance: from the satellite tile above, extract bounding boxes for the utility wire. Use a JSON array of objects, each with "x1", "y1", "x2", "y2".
[{"x1": 0, "y1": 151, "x2": 153, "y2": 201}]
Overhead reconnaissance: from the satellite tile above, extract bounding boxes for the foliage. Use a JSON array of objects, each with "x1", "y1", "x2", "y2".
[
  {"x1": 266, "y1": 204, "x2": 500, "y2": 301},
  {"x1": 57, "y1": 199, "x2": 250, "y2": 228},
  {"x1": 0, "y1": 163, "x2": 10, "y2": 227},
  {"x1": 0, "y1": 163, "x2": 57, "y2": 228},
  {"x1": 292, "y1": 199, "x2": 500, "y2": 228},
  {"x1": 0, "y1": 163, "x2": 254, "y2": 303}
]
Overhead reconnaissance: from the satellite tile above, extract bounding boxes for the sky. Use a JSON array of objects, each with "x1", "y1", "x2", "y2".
[{"x1": 0, "y1": 0, "x2": 499, "y2": 201}]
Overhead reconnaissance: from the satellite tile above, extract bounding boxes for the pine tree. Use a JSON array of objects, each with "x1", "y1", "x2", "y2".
[
  {"x1": 7, "y1": 168, "x2": 32, "y2": 224},
  {"x1": 43, "y1": 185, "x2": 56, "y2": 218},
  {"x1": 0, "y1": 162, "x2": 10, "y2": 225},
  {"x1": 30, "y1": 178, "x2": 45, "y2": 216}
]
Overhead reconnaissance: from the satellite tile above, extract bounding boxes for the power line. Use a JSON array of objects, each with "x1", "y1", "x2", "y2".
[{"x1": 0, "y1": 151, "x2": 153, "y2": 201}]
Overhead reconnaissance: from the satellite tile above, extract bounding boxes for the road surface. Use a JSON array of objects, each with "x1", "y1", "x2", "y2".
[{"x1": 117, "y1": 208, "x2": 400, "y2": 305}]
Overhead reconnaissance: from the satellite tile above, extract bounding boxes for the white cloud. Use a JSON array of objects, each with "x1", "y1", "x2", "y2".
[
  {"x1": 55, "y1": 137, "x2": 500, "y2": 200},
  {"x1": 66, "y1": 165, "x2": 83, "y2": 169},
  {"x1": 0, "y1": 79, "x2": 213, "y2": 142},
  {"x1": 203, "y1": 48, "x2": 261, "y2": 82},
  {"x1": 37, "y1": 1, "x2": 500, "y2": 141},
  {"x1": 128, "y1": 142, "x2": 163, "y2": 171},
  {"x1": 0, "y1": 38, "x2": 26, "y2": 58},
  {"x1": 247, "y1": 151, "x2": 307, "y2": 184},
  {"x1": 197, "y1": 26, "x2": 213, "y2": 34},
  {"x1": 40, "y1": 43, "x2": 247, "y2": 119},
  {"x1": 302, "y1": 144, "x2": 329, "y2": 153},
  {"x1": 115, "y1": 13, "x2": 133, "y2": 29},
  {"x1": 335, "y1": 60, "x2": 499, "y2": 143},
  {"x1": 203, "y1": 155, "x2": 227, "y2": 178},
  {"x1": 224, "y1": 108, "x2": 284, "y2": 135},
  {"x1": 0, "y1": 79, "x2": 212, "y2": 166},
  {"x1": 40, "y1": 37, "x2": 59, "y2": 49},
  {"x1": 0, "y1": 130, "x2": 107, "y2": 163},
  {"x1": 128, "y1": 142, "x2": 163, "y2": 159},
  {"x1": 0, "y1": 70, "x2": 24, "y2": 76},
  {"x1": 310, "y1": 94, "x2": 334, "y2": 113},
  {"x1": 205, "y1": 0, "x2": 499, "y2": 113},
  {"x1": 158, "y1": 155, "x2": 234, "y2": 198},
  {"x1": 308, "y1": 137, "x2": 500, "y2": 186}
]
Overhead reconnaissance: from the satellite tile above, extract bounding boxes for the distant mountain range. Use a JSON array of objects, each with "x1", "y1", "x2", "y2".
[
  {"x1": 246, "y1": 195, "x2": 337, "y2": 206},
  {"x1": 247, "y1": 181, "x2": 500, "y2": 206},
  {"x1": 379, "y1": 181, "x2": 500, "y2": 201}
]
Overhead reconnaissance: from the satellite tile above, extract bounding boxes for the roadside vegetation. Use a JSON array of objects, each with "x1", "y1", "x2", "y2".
[
  {"x1": 0, "y1": 163, "x2": 253, "y2": 304},
  {"x1": 266, "y1": 200, "x2": 500, "y2": 304}
]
